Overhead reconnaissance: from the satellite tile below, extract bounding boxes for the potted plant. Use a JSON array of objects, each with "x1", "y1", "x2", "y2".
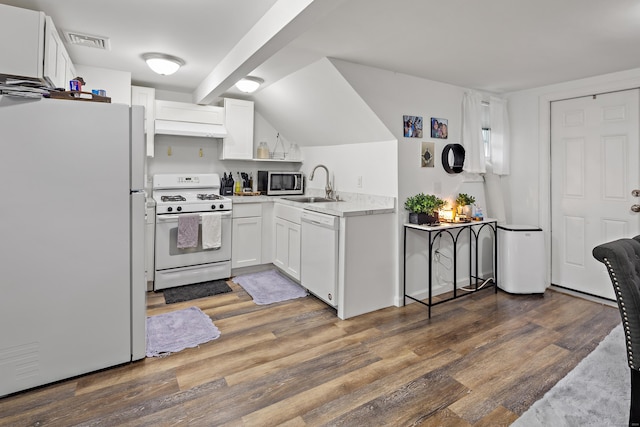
[
  {"x1": 456, "y1": 193, "x2": 476, "y2": 217},
  {"x1": 404, "y1": 193, "x2": 446, "y2": 225}
]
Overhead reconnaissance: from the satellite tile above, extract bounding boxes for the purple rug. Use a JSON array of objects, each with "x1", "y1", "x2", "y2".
[
  {"x1": 146, "y1": 306, "x2": 220, "y2": 357},
  {"x1": 232, "y1": 269, "x2": 307, "y2": 305}
]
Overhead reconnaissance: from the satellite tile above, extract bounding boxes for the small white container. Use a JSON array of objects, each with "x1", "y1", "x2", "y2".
[
  {"x1": 257, "y1": 141, "x2": 269, "y2": 159},
  {"x1": 497, "y1": 224, "x2": 547, "y2": 294}
]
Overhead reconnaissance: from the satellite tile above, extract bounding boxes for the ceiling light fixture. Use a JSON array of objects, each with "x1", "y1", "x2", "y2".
[
  {"x1": 142, "y1": 53, "x2": 185, "y2": 76},
  {"x1": 235, "y1": 76, "x2": 264, "y2": 93}
]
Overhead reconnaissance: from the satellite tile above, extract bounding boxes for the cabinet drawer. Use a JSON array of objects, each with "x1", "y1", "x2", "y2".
[
  {"x1": 274, "y1": 203, "x2": 303, "y2": 225},
  {"x1": 232, "y1": 203, "x2": 262, "y2": 218}
]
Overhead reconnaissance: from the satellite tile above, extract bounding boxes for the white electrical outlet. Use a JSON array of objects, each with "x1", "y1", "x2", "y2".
[{"x1": 357, "y1": 176, "x2": 363, "y2": 188}]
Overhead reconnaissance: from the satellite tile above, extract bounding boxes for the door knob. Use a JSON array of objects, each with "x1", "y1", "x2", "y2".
[
  {"x1": 633, "y1": 189, "x2": 640, "y2": 197},
  {"x1": 632, "y1": 204, "x2": 640, "y2": 213}
]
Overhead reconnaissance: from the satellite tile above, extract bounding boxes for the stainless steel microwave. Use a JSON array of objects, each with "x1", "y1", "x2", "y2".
[{"x1": 257, "y1": 171, "x2": 304, "y2": 195}]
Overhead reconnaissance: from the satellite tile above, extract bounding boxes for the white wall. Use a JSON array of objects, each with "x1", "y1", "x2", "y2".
[
  {"x1": 331, "y1": 59, "x2": 489, "y2": 214},
  {"x1": 254, "y1": 111, "x2": 295, "y2": 159},
  {"x1": 330, "y1": 59, "x2": 498, "y2": 302},
  {"x1": 301, "y1": 140, "x2": 397, "y2": 196},
  {"x1": 253, "y1": 57, "x2": 395, "y2": 148},
  {"x1": 74, "y1": 64, "x2": 131, "y2": 105},
  {"x1": 148, "y1": 134, "x2": 299, "y2": 188}
]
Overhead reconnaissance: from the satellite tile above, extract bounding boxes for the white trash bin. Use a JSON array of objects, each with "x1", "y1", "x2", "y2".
[{"x1": 497, "y1": 224, "x2": 547, "y2": 294}]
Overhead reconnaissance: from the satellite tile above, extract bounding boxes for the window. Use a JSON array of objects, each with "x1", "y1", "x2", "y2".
[{"x1": 482, "y1": 127, "x2": 491, "y2": 159}]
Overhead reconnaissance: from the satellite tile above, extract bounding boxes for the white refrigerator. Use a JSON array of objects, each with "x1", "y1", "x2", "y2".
[{"x1": 0, "y1": 95, "x2": 146, "y2": 397}]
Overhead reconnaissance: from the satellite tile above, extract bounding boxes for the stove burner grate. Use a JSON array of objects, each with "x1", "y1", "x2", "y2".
[
  {"x1": 197, "y1": 194, "x2": 223, "y2": 200},
  {"x1": 161, "y1": 195, "x2": 186, "y2": 202}
]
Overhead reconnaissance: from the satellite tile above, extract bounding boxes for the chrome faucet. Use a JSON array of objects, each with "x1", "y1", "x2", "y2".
[{"x1": 309, "y1": 164, "x2": 333, "y2": 199}]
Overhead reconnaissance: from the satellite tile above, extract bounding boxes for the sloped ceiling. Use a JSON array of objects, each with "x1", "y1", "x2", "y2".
[{"x1": 252, "y1": 57, "x2": 394, "y2": 147}]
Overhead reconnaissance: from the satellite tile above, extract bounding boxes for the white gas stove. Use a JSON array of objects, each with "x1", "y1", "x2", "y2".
[
  {"x1": 152, "y1": 173, "x2": 232, "y2": 214},
  {"x1": 151, "y1": 173, "x2": 233, "y2": 291}
]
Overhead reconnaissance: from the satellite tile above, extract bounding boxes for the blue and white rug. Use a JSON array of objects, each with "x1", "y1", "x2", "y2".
[{"x1": 233, "y1": 269, "x2": 307, "y2": 305}]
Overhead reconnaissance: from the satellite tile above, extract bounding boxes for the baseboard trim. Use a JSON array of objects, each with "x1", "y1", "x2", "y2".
[{"x1": 549, "y1": 285, "x2": 617, "y2": 308}]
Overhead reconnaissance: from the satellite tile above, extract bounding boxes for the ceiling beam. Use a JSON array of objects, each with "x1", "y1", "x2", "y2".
[{"x1": 192, "y1": 0, "x2": 345, "y2": 105}]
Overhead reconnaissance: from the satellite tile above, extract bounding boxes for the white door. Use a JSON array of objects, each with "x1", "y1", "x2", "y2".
[{"x1": 551, "y1": 89, "x2": 640, "y2": 299}]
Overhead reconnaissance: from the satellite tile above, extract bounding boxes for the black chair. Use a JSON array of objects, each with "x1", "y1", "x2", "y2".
[{"x1": 593, "y1": 236, "x2": 640, "y2": 427}]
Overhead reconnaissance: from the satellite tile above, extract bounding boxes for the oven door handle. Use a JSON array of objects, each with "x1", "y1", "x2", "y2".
[{"x1": 157, "y1": 212, "x2": 232, "y2": 222}]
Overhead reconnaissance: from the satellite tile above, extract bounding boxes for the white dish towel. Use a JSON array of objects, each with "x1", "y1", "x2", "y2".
[{"x1": 201, "y1": 212, "x2": 222, "y2": 249}]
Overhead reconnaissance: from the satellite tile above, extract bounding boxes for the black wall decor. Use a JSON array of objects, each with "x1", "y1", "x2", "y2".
[{"x1": 441, "y1": 143, "x2": 465, "y2": 174}]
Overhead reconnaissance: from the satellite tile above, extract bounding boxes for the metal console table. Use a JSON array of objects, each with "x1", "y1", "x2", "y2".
[{"x1": 403, "y1": 218, "x2": 498, "y2": 317}]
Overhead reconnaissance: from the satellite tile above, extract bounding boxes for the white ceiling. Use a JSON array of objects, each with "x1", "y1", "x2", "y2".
[{"x1": 4, "y1": 0, "x2": 640, "y2": 100}]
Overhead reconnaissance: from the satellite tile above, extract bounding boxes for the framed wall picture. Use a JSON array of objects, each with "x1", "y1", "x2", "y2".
[
  {"x1": 421, "y1": 141, "x2": 435, "y2": 167},
  {"x1": 430, "y1": 117, "x2": 448, "y2": 139},
  {"x1": 403, "y1": 115, "x2": 423, "y2": 138}
]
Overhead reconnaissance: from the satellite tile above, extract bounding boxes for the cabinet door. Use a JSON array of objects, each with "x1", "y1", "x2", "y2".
[
  {"x1": 273, "y1": 217, "x2": 289, "y2": 271},
  {"x1": 131, "y1": 86, "x2": 156, "y2": 157},
  {"x1": 286, "y1": 222, "x2": 301, "y2": 280},
  {"x1": 232, "y1": 217, "x2": 262, "y2": 269},
  {"x1": 273, "y1": 217, "x2": 301, "y2": 280},
  {"x1": 0, "y1": 5, "x2": 44, "y2": 80},
  {"x1": 220, "y1": 98, "x2": 254, "y2": 160},
  {"x1": 44, "y1": 17, "x2": 66, "y2": 88}
]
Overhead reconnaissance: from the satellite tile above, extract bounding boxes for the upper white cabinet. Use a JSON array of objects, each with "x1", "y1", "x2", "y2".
[
  {"x1": 131, "y1": 86, "x2": 156, "y2": 157},
  {"x1": 0, "y1": 5, "x2": 44, "y2": 81},
  {"x1": 0, "y1": 4, "x2": 74, "y2": 89},
  {"x1": 219, "y1": 98, "x2": 254, "y2": 160},
  {"x1": 43, "y1": 16, "x2": 74, "y2": 89}
]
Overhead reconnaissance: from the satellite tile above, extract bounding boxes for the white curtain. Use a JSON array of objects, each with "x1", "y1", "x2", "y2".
[
  {"x1": 489, "y1": 96, "x2": 511, "y2": 175},
  {"x1": 461, "y1": 91, "x2": 485, "y2": 173}
]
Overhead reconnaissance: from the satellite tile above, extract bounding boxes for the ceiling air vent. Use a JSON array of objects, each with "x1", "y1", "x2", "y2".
[{"x1": 64, "y1": 31, "x2": 111, "y2": 50}]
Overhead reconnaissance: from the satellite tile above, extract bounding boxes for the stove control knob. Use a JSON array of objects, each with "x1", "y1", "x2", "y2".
[
  {"x1": 211, "y1": 204, "x2": 216, "y2": 210},
  {"x1": 219, "y1": 204, "x2": 224, "y2": 209},
  {"x1": 177, "y1": 206, "x2": 182, "y2": 212},
  {"x1": 167, "y1": 207, "x2": 173, "y2": 212}
]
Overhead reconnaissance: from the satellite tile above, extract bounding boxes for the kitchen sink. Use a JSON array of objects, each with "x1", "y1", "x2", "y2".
[{"x1": 282, "y1": 196, "x2": 341, "y2": 203}]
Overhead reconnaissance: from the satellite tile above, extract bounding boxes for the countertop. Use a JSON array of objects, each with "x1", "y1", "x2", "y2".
[{"x1": 230, "y1": 193, "x2": 396, "y2": 217}]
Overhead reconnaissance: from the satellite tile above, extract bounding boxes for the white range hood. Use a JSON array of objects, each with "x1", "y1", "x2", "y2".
[
  {"x1": 155, "y1": 120, "x2": 227, "y2": 138},
  {"x1": 154, "y1": 100, "x2": 227, "y2": 138}
]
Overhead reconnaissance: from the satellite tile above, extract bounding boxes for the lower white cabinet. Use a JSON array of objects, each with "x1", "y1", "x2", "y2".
[
  {"x1": 274, "y1": 218, "x2": 301, "y2": 280},
  {"x1": 232, "y1": 203, "x2": 263, "y2": 269},
  {"x1": 273, "y1": 204, "x2": 302, "y2": 280}
]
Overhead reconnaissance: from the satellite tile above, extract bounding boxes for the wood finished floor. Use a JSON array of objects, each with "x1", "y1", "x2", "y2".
[{"x1": 0, "y1": 282, "x2": 621, "y2": 426}]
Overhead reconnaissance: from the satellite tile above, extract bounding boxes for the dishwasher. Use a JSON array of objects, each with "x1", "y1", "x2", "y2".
[{"x1": 301, "y1": 210, "x2": 340, "y2": 307}]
